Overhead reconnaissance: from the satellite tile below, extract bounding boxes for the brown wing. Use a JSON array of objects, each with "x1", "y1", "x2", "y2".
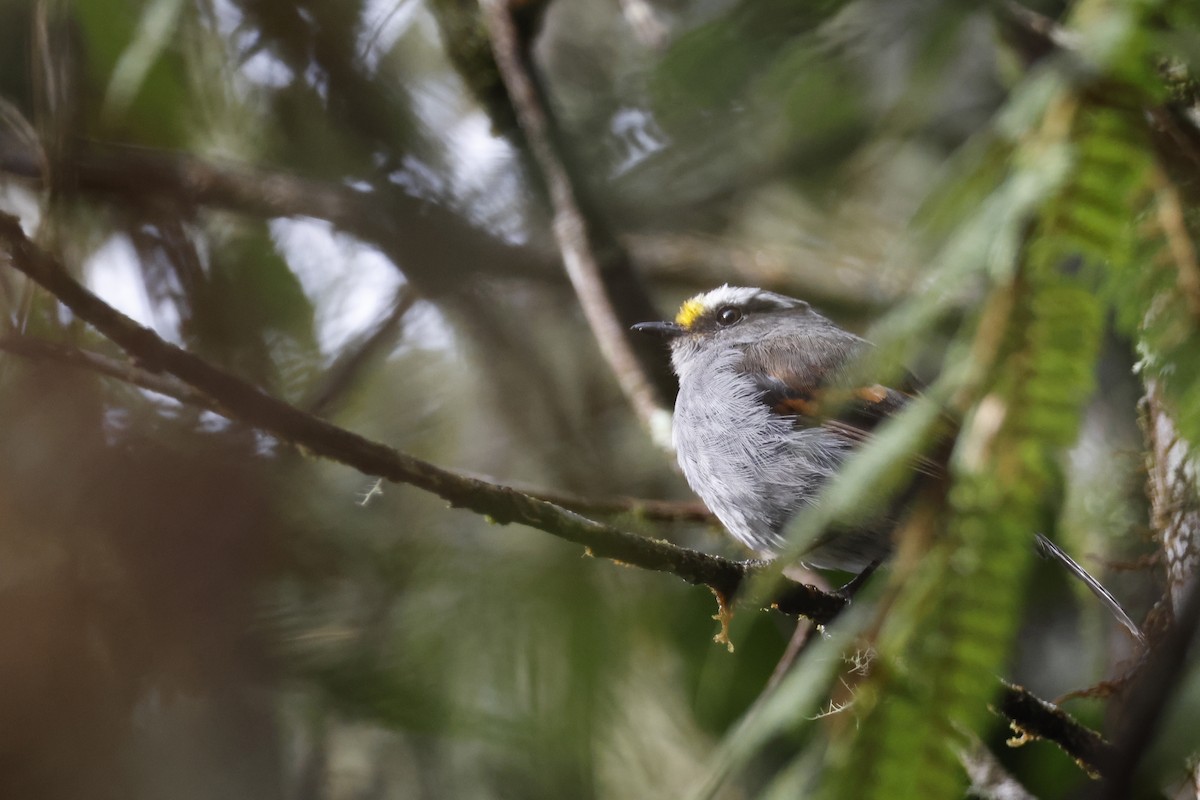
[{"x1": 740, "y1": 336, "x2": 944, "y2": 479}]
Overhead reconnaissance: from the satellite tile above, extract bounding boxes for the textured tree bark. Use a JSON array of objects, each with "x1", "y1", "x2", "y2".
[
  {"x1": 1143, "y1": 381, "x2": 1200, "y2": 800},
  {"x1": 1144, "y1": 381, "x2": 1200, "y2": 616}
]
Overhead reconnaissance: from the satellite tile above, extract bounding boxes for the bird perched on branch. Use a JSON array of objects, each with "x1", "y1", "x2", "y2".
[{"x1": 634, "y1": 285, "x2": 930, "y2": 572}]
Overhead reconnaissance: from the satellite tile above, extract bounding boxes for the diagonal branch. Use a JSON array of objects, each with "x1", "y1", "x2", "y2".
[
  {"x1": 1098, "y1": 572, "x2": 1200, "y2": 798},
  {"x1": 1, "y1": 331, "x2": 714, "y2": 524},
  {"x1": 998, "y1": 682, "x2": 1116, "y2": 777},
  {"x1": 479, "y1": 0, "x2": 675, "y2": 449},
  {"x1": 1149, "y1": 165, "x2": 1200, "y2": 323},
  {"x1": 0, "y1": 216, "x2": 1123, "y2": 772},
  {"x1": 0, "y1": 140, "x2": 902, "y2": 313},
  {"x1": 0, "y1": 139, "x2": 558, "y2": 289},
  {"x1": 0, "y1": 334, "x2": 222, "y2": 413},
  {"x1": 0, "y1": 210, "x2": 843, "y2": 623},
  {"x1": 303, "y1": 284, "x2": 419, "y2": 417}
]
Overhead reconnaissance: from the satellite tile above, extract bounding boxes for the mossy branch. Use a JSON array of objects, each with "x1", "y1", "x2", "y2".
[
  {"x1": 998, "y1": 683, "x2": 1115, "y2": 777},
  {"x1": 0, "y1": 211, "x2": 843, "y2": 623},
  {"x1": 0, "y1": 211, "x2": 1121, "y2": 769}
]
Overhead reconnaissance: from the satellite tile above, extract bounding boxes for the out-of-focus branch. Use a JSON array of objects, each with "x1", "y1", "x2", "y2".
[
  {"x1": 532, "y1": 488, "x2": 711, "y2": 523},
  {"x1": 303, "y1": 284, "x2": 418, "y2": 417},
  {"x1": 479, "y1": 0, "x2": 675, "y2": 449},
  {"x1": 993, "y1": 1, "x2": 1080, "y2": 63},
  {"x1": 0, "y1": 139, "x2": 558, "y2": 290},
  {"x1": 996, "y1": 2, "x2": 1200, "y2": 210},
  {"x1": 0, "y1": 334, "x2": 222, "y2": 413},
  {"x1": 1149, "y1": 106, "x2": 1200, "y2": 185},
  {"x1": 1098, "y1": 568, "x2": 1200, "y2": 799},
  {"x1": 624, "y1": 231, "x2": 905, "y2": 317},
  {"x1": 0, "y1": 141, "x2": 905, "y2": 316},
  {"x1": 1150, "y1": 166, "x2": 1200, "y2": 323},
  {"x1": 0, "y1": 332, "x2": 715, "y2": 526},
  {"x1": 0, "y1": 211, "x2": 844, "y2": 623},
  {"x1": 959, "y1": 734, "x2": 1036, "y2": 800},
  {"x1": 617, "y1": 0, "x2": 669, "y2": 49},
  {"x1": 459, "y1": 472, "x2": 714, "y2": 523}
]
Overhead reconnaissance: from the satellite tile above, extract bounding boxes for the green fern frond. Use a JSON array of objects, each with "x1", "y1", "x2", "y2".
[
  {"x1": 1109, "y1": 163, "x2": 1200, "y2": 446},
  {"x1": 817, "y1": 97, "x2": 1148, "y2": 800}
]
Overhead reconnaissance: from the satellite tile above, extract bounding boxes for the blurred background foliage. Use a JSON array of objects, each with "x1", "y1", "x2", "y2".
[{"x1": 0, "y1": 0, "x2": 1199, "y2": 798}]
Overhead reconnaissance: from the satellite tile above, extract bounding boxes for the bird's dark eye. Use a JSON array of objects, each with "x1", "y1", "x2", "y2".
[{"x1": 716, "y1": 306, "x2": 743, "y2": 326}]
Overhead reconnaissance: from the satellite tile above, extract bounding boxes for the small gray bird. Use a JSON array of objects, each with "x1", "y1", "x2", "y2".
[{"x1": 634, "y1": 285, "x2": 920, "y2": 571}]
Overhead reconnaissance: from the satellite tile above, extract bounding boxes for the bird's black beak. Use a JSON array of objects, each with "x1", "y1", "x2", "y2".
[{"x1": 631, "y1": 321, "x2": 685, "y2": 338}]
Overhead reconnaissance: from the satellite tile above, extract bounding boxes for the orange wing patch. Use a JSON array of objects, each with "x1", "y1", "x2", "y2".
[
  {"x1": 773, "y1": 395, "x2": 822, "y2": 417},
  {"x1": 772, "y1": 384, "x2": 895, "y2": 420},
  {"x1": 854, "y1": 384, "x2": 889, "y2": 404}
]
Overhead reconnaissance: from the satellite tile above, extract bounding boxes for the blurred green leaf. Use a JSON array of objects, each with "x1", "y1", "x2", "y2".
[{"x1": 74, "y1": 0, "x2": 194, "y2": 145}]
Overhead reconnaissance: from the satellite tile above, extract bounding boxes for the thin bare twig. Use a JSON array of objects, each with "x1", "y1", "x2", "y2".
[
  {"x1": 1, "y1": 333, "x2": 717, "y2": 527},
  {"x1": 617, "y1": 0, "x2": 669, "y2": 49},
  {"x1": 304, "y1": 284, "x2": 419, "y2": 417},
  {"x1": 479, "y1": 0, "x2": 674, "y2": 449},
  {"x1": 0, "y1": 139, "x2": 559, "y2": 290},
  {"x1": 959, "y1": 734, "x2": 1037, "y2": 800},
  {"x1": 0, "y1": 139, "x2": 907, "y2": 316},
  {"x1": 458, "y1": 472, "x2": 715, "y2": 523},
  {"x1": 0, "y1": 334, "x2": 222, "y2": 413},
  {"x1": 762, "y1": 619, "x2": 815, "y2": 696},
  {"x1": 994, "y1": 1, "x2": 1081, "y2": 55},
  {"x1": 0, "y1": 210, "x2": 844, "y2": 623},
  {"x1": 1148, "y1": 106, "x2": 1200, "y2": 178},
  {"x1": 1149, "y1": 166, "x2": 1200, "y2": 322}
]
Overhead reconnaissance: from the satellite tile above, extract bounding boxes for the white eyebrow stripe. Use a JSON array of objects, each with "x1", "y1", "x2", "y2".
[
  {"x1": 690, "y1": 285, "x2": 800, "y2": 314},
  {"x1": 694, "y1": 285, "x2": 764, "y2": 310}
]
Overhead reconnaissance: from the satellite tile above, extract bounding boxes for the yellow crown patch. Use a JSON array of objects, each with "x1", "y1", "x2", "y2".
[{"x1": 674, "y1": 297, "x2": 706, "y2": 329}]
